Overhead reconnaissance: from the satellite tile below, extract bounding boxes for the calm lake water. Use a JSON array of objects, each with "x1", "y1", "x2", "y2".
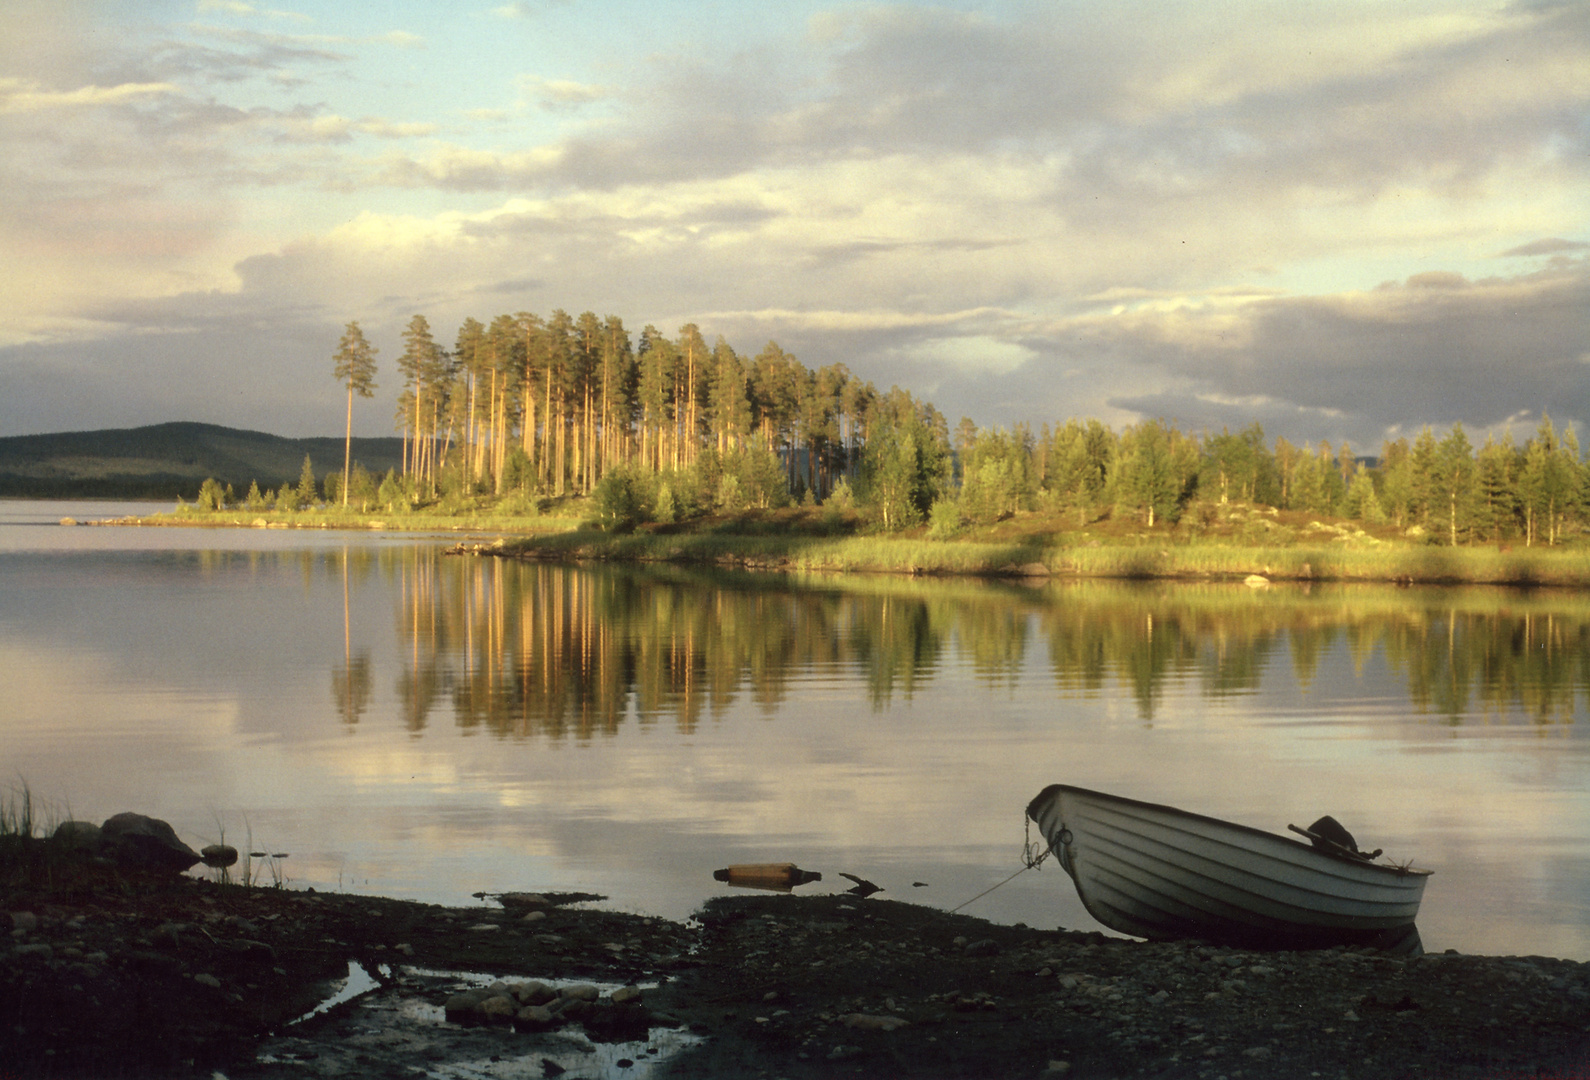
[{"x1": 3, "y1": 499, "x2": 1587, "y2": 960}]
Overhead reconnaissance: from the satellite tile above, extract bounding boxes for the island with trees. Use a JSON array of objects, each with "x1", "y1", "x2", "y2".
[{"x1": 120, "y1": 307, "x2": 1590, "y2": 585}]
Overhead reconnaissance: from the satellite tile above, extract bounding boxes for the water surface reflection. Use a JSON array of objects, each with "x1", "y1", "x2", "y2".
[{"x1": 370, "y1": 550, "x2": 1590, "y2": 732}]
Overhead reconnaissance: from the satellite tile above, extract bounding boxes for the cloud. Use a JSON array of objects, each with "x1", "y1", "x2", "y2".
[
  {"x1": 1076, "y1": 259, "x2": 1590, "y2": 446},
  {"x1": 271, "y1": 112, "x2": 438, "y2": 143},
  {"x1": 492, "y1": 1, "x2": 570, "y2": 19},
  {"x1": 517, "y1": 76, "x2": 606, "y2": 110},
  {"x1": 0, "y1": 77, "x2": 178, "y2": 113},
  {"x1": 1498, "y1": 238, "x2": 1590, "y2": 257},
  {"x1": 377, "y1": 30, "x2": 424, "y2": 49}
]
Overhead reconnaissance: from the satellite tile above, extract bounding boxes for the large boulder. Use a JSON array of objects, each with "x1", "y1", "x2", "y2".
[
  {"x1": 50, "y1": 820, "x2": 103, "y2": 852},
  {"x1": 98, "y1": 813, "x2": 202, "y2": 874}
]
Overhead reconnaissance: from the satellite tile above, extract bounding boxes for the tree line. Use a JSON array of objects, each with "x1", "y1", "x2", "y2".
[
  {"x1": 951, "y1": 415, "x2": 1589, "y2": 546},
  {"x1": 323, "y1": 311, "x2": 1588, "y2": 546}
]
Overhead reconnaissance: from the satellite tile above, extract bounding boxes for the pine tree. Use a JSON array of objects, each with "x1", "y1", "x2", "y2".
[
  {"x1": 296, "y1": 454, "x2": 319, "y2": 509},
  {"x1": 332, "y1": 321, "x2": 379, "y2": 507},
  {"x1": 1434, "y1": 424, "x2": 1475, "y2": 545}
]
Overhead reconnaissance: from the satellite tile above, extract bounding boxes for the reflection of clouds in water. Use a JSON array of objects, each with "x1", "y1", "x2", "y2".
[{"x1": 0, "y1": 534, "x2": 1586, "y2": 960}]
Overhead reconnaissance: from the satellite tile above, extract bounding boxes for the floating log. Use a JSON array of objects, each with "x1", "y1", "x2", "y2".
[{"x1": 712, "y1": 863, "x2": 822, "y2": 892}]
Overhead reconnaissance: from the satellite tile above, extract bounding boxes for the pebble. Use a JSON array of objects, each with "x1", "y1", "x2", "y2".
[
  {"x1": 841, "y1": 1013, "x2": 910, "y2": 1032},
  {"x1": 516, "y1": 1004, "x2": 556, "y2": 1028},
  {"x1": 194, "y1": 973, "x2": 222, "y2": 989},
  {"x1": 479, "y1": 995, "x2": 518, "y2": 1021},
  {"x1": 512, "y1": 981, "x2": 557, "y2": 1006}
]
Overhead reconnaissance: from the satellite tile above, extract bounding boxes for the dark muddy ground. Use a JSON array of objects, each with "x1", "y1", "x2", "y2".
[{"x1": 3, "y1": 854, "x2": 1589, "y2": 1079}]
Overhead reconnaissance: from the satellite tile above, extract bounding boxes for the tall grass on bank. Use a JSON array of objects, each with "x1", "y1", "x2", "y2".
[
  {"x1": 0, "y1": 781, "x2": 41, "y2": 842},
  {"x1": 498, "y1": 531, "x2": 1590, "y2": 587},
  {"x1": 1056, "y1": 544, "x2": 1590, "y2": 586},
  {"x1": 0, "y1": 782, "x2": 70, "y2": 880}
]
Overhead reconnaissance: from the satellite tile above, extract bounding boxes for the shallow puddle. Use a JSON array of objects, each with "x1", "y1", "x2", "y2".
[{"x1": 249, "y1": 963, "x2": 701, "y2": 1079}]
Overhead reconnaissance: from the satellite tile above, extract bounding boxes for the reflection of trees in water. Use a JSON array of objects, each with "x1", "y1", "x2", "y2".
[
  {"x1": 350, "y1": 550, "x2": 1589, "y2": 735},
  {"x1": 1381, "y1": 604, "x2": 1590, "y2": 725},
  {"x1": 378, "y1": 552, "x2": 944, "y2": 737}
]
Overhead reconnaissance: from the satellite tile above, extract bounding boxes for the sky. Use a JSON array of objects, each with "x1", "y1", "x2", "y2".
[{"x1": 1, "y1": 0, "x2": 1587, "y2": 452}]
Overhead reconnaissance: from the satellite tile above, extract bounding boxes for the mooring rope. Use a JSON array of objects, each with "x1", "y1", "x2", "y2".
[{"x1": 948, "y1": 813, "x2": 1054, "y2": 914}]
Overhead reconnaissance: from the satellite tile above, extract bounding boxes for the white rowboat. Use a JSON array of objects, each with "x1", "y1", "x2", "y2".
[{"x1": 1026, "y1": 785, "x2": 1431, "y2": 952}]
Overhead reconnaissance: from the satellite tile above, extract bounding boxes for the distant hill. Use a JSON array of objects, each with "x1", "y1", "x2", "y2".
[{"x1": 0, "y1": 421, "x2": 405, "y2": 499}]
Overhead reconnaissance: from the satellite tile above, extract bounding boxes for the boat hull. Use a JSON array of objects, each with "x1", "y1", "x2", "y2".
[{"x1": 1026, "y1": 785, "x2": 1430, "y2": 951}]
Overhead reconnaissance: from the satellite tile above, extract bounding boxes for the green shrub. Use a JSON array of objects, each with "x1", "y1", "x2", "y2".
[
  {"x1": 592, "y1": 466, "x2": 654, "y2": 532},
  {"x1": 928, "y1": 497, "x2": 965, "y2": 539}
]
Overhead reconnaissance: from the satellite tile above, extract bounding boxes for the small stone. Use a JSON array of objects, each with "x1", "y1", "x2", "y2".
[
  {"x1": 13, "y1": 943, "x2": 52, "y2": 962},
  {"x1": 1045, "y1": 1062, "x2": 1071, "y2": 1075},
  {"x1": 561, "y1": 984, "x2": 600, "y2": 1002},
  {"x1": 479, "y1": 994, "x2": 518, "y2": 1022},
  {"x1": 611, "y1": 985, "x2": 643, "y2": 1005},
  {"x1": 467, "y1": 923, "x2": 500, "y2": 932},
  {"x1": 827, "y1": 1046, "x2": 862, "y2": 1061},
  {"x1": 1058, "y1": 975, "x2": 1079, "y2": 990},
  {"x1": 1244, "y1": 1046, "x2": 1273, "y2": 1060},
  {"x1": 514, "y1": 981, "x2": 557, "y2": 1006},
  {"x1": 9, "y1": 912, "x2": 37, "y2": 932},
  {"x1": 841, "y1": 1013, "x2": 910, "y2": 1032},
  {"x1": 498, "y1": 892, "x2": 551, "y2": 910},
  {"x1": 200, "y1": 844, "x2": 239, "y2": 868},
  {"x1": 963, "y1": 938, "x2": 1000, "y2": 957},
  {"x1": 1342, "y1": 1009, "x2": 1360, "y2": 1022},
  {"x1": 521, "y1": 910, "x2": 547, "y2": 922},
  {"x1": 517, "y1": 1004, "x2": 557, "y2": 1027},
  {"x1": 193, "y1": 973, "x2": 222, "y2": 989},
  {"x1": 444, "y1": 989, "x2": 492, "y2": 1020}
]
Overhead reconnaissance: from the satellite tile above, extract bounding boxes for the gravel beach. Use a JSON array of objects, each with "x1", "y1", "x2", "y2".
[{"x1": 4, "y1": 853, "x2": 1589, "y2": 1079}]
